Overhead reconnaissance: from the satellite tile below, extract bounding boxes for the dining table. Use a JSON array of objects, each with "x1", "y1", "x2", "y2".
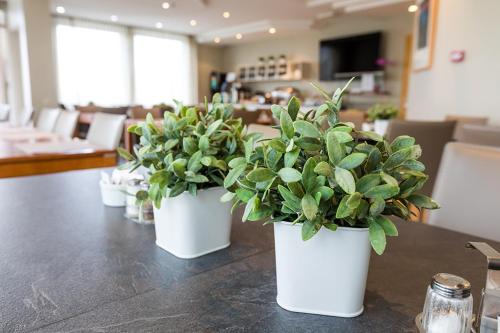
[
  {"x1": 0, "y1": 125, "x2": 117, "y2": 178},
  {"x1": 0, "y1": 168, "x2": 495, "y2": 332}
]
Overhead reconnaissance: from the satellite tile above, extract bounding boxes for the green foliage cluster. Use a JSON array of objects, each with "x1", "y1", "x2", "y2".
[
  {"x1": 367, "y1": 104, "x2": 399, "y2": 121},
  {"x1": 119, "y1": 94, "x2": 256, "y2": 208},
  {"x1": 222, "y1": 80, "x2": 439, "y2": 254}
]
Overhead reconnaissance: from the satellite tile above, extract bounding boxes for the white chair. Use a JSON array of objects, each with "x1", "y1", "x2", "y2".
[
  {"x1": 36, "y1": 108, "x2": 61, "y2": 132},
  {"x1": 428, "y1": 142, "x2": 500, "y2": 241},
  {"x1": 53, "y1": 111, "x2": 80, "y2": 138},
  {"x1": 457, "y1": 124, "x2": 500, "y2": 147},
  {"x1": 86, "y1": 112, "x2": 126, "y2": 150}
]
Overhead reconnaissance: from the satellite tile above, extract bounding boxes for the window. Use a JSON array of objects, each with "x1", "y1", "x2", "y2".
[
  {"x1": 55, "y1": 20, "x2": 130, "y2": 106},
  {"x1": 133, "y1": 32, "x2": 191, "y2": 107},
  {"x1": 54, "y1": 20, "x2": 194, "y2": 108}
]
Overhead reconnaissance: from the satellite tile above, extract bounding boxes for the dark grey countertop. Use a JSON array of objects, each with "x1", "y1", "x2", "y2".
[{"x1": 0, "y1": 169, "x2": 495, "y2": 332}]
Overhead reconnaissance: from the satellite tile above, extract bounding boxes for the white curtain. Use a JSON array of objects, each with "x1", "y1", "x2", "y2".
[{"x1": 54, "y1": 19, "x2": 194, "y2": 108}]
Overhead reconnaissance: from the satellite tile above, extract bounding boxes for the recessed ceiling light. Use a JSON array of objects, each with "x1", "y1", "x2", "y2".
[
  {"x1": 222, "y1": 11, "x2": 230, "y2": 18},
  {"x1": 235, "y1": 33, "x2": 242, "y2": 40},
  {"x1": 110, "y1": 15, "x2": 118, "y2": 22},
  {"x1": 55, "y1": 6, "x2": 66, "y2": 14},
  {"x1": 162, "y1": 2, "x2": 170, "y2": 9},
  {"x1": 190, "y1": 19, "x2": 197, "y2": 26},
  {"x1": 214, "y1": 37, "x2": 221, "y2": 44},
  {"x1": 155, "y1": 22, "x2": 163, "y2": 29},
  {"x1": 408, "y1": 4, "x2": 418, "y2": 12},
  {"x1": 269, "y1": 27, "x2": 277, "y2": 34}
]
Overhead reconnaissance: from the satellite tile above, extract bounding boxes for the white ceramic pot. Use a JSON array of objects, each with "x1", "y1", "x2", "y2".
[
  {"x1": 99, "y1": 181, "x2": 126, "y2": 207},
  {"x1": 274, "y1": 222, "x2": 371, "y2": 317},
  {"x1": 374, "y1": 119, "x2": 390, "y2": 136},
  {"x1": 153, "y1": 186, "x2": 232, "y2": 259}
]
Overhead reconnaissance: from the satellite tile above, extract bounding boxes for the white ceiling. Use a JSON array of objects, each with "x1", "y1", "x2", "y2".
[{"x1": 50, "y1": 0, "x2": 414, "y2": 44}]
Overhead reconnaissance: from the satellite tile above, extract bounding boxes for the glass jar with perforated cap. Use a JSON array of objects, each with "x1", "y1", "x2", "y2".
[{"x1": 422, "y1": 273, "x2": 473, "y2": 333}]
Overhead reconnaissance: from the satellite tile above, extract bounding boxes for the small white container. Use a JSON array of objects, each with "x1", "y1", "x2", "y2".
[
  {"x1": 153, "y1": 186, "x2": 232, "y2": 259},
  {"x1": 99, "y1": 180, "x2": 126, "y2": 207},
  {"x1": 274, "y1": 222, "x2": 371, "y2": 317},
  {"x1": 374, "y1": 119, "x2": 390, "y2": 136}
]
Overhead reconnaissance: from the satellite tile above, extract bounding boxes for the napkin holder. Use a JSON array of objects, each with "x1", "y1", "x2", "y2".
[{"x1": 466, "y1": 242, "x2": 500, "y2": 333}]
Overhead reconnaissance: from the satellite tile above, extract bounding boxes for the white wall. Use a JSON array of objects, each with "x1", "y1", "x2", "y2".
[
  {"x1": 219, "y1": 14, "x2": 413, "y2": 106},
  {"x1": 407, "y1": 0, "x2": 500, "y2": 124},
  {"x1": 6, "y1": 0, "x2": 57, "y2": 123}
]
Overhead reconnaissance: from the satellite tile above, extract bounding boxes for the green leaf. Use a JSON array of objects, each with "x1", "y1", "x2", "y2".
[
  {"x1": 244, "y1": 138, "x2": 254, "y2": 162},
  {"x1": 336, "y1": 195, "x2": 353, "y2": 219},
  {"x1": 242, "y1": 194, "x2": 259, "y2": 221},
  {"x1": 364, "y1": 184, "x2": 399, "y2": 199},
  {"x1": 136, "y1": 190, "x2": 149, "y2": 201},
  {"x1": 246, "y1": 167, "x2": 275, "y2": 183},
  {"x1": 206, "y1": 119, "x2": 223, "y2": 136},
  {"x1": 247, "y1": 206, "x2": 273, "y2": 221},
  {"x1": 383, "y1": 145, "x2": 421, "y2": 171},
  {"x1": 356, "y1": 174, "x2": 381, "y2": 193},
  {"x1": 380, "y1": 172, "x2": 398, "y2": 187},
  {"x1": 220, "y1": 191, "x2": 235, "y2": 202},
  {"x1": 346, "y1": 192, "x2": 362, "y2": 209},
  {"x1": 186, "y1": 174, "x2": 209, "y2": 183},
  {"x1": 391, "y1": 135, "x2": 415, "y2": 152},
  {"x1": 301, "y1": 194, "x2": 318, "y2": 220},
  {"x1": 198, "y1": 135, "x2": 209, "y2": 151},
  {"x1": 163, "y1": 139, "x2": 179, "y2": 151},
  {"x1": 295, "y1": 137, "x2": 321, "y2": 151},
  {"x1": 314, "y1": 104, "x2": 329, "y2": 119},
  {"x1": 284, "y1": 148, "x2": 300, "y2": 167},
  {"x1": 277, "y1": 167, "x2": 302, "y2": 183},
  {"x1": 314, "y1": 161, "x2": 333, "y2": 177},
  {"x1": 375, "y1": 216, "x2": 398, "y2": 236},
  {"x1": 323, "y1": 223, "x2": 338, "y2": 232},
  {"x1": 326, "y1": 131, "x2": 345, "y2": 164},
  {"x1": 287, "y1": 96, "x2": 301, "y2": 121},
  {"x1": 301, "y1": 219, "x2": 319, "y2": 241},
  {"x1": 357, "y1": 131, "x2": 384, "y2": 142},
  {"x1": 293, "y1": 120, "x2": 321, "y2": 138},
  {"x1": 235, "y1": 188, "x2": 254, "y2": 202},
  {"x1": 278, "y1": 185, "x2": 301, "y2": 211},
  {"x1": 338, "y1": 153, "x2": 367, "y2": 170},
  {"x1": 117, "y1": 147, "x2": 134, "y2": 161},
  {"x1": 400, "y1": 159, "x2": 425, "y2": 172},
  {"x1": 318, "y1": 186, "x2": 334, "y2": 200},
  {"x1": 280, "y1": 110, "x2": 295, "y2": 139},
  {"x1": 169, "y1": 182, "x2": 187, "y2": 197},
  {"x1": 302, "y1": 157, "x2": 318, "y2": 193},
  {"x1": 224, "y1": 164, "x2": 246, "y2": 188},
  {"x1": 171, "y1": 159, "x2": 187, "y2": 178},
  {"x1": 369, "y1": 197, "x2": 385, "y2": 216},
  {"x1": 335, "y1": 167, "x2": 355, "y2": 194},
  {"x1": 212, "y1": 92, "x2": 222, "y2": 103},
  {"x1": 268, "y1": 138, "x2": 287, "y2": 152},
  {"x1": 331, "y1": 131, "x2": 353, "y2": 143},
  {"x1": 407, "y1": 194, "x2": 440, "y2": 209},
  {"x1": 149, "y1": 170, "x2": 168, "y2": 185},
  {"x1": 182, "y1": 137, "x2": 197, "y2": 155},
  {"x1": 369, "y1": 220, "x2": 386, "y2": 255},
  {"x1": 187, "y1": 150, "x2": 203, "y2": 172},
  {"x1": 228, "y1": 157, "x2": 247, "y2": 168},
  {"x1": 271, "y1": 105, "x2": 285, "y2": 119}
]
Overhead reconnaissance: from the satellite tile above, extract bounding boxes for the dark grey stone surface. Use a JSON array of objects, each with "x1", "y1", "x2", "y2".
[{"x1": 0, "y1": 169, "x2": 496, "y2": 332}]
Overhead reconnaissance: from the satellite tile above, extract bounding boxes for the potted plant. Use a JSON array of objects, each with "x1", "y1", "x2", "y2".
[
  {"x1": 119, "y1": 95, "x2": 256, "y2": 259},
  {"x1": 222, "y1": 80, "x2": 439, "y2": 317},
  {"x1": 367, "y1": 103, "x2": 399, "y2": 136}
]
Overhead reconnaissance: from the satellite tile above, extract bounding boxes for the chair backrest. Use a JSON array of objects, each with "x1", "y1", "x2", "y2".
[
  {"x1": 130, "y1": 106, "x2": 162, "y2": 119},
  {"x1": 339, "y1": 110, "x2": 365, "y2": 130},
  {"x1": 53, "y1": 111, "x2": 80, "y2": 138},
  {"x1": 247, "y1": 124, "x2": 279, "y2": 140},
  {"x1": 386, "y1": 120, "x2": 456, "y2": 196},
  {"x1": 428, "y1": 142, "x2": 500, "y2": 241},
  {"x1": 35, "y1": 108, "x2": 61, "y2": 132},
  {"x1": 457, "y1": 124, "x2": 500, "y2": 147},
  {"x1": 86, "y1": 112, "x2": 126, "y2": 149},
  {"x1": 445, "y1": 114, "x2": 488, "y2": 141},
  {"x1": 234, "y1": 109, "x2": 261, "y2": 125}
]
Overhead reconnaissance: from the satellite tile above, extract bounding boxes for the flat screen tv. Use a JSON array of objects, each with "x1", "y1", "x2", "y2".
[{"x1": 320, "y1": 32, "x2": 382, "y2": 80}]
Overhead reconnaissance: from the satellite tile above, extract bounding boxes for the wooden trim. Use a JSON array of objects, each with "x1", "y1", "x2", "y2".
[
  {"x1": 0, "y1": 151, "x2": 117, "y2": 178},
  {"x1": 399, "y1": 34, "x2": 413, "y2": 119},
  {"x1": 412, "y1": 0, "x2": 440, "y2": 72}
]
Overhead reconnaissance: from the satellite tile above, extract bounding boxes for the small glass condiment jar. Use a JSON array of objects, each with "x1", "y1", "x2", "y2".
[
  {"x1": 125, "y1": 179, "x2": 142, "y2": 219},
  {"x1": 422, "y1": 273, "x2": 473, "y2": 333},
  {"x1": 135, "y1": 181, "x2": 154, "y2": 225}
]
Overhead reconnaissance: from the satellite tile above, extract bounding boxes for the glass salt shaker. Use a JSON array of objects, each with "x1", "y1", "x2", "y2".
[
  {"x1": 125, "y1": 178, "x2": 142, "y2": 219},
  {"x1": 422, "y1": 273, "x2": 473, "y2": 333},
  {"x1": 136, "y1": 181, "x2": 154, "y2": 224}
]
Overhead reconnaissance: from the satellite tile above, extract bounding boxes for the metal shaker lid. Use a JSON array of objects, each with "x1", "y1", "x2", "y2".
[{"x1": 431, "y1": 273, "x2": 471, "y2": 299}]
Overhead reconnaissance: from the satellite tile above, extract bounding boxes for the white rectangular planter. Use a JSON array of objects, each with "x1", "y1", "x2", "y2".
[
  {"x1": 99, "y1": 181, "x2": 126, "y2": 207},
  {"x1": 274, "y1": 222, "x2": 371, "y2": 317},
  {"x1": 153, "y1": 186, "x2": 232, "y2": 259},
  {"x1": 374, "y1": 119, "x2": 390, "y2": 136}
]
